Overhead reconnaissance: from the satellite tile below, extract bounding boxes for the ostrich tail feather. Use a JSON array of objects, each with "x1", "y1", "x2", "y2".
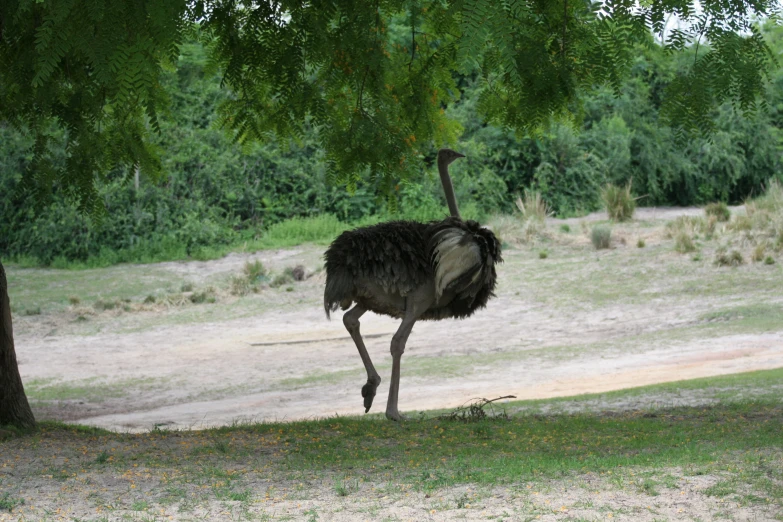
[{"x1": 430, "y1": 228, "x2": 482, "y2": 300}]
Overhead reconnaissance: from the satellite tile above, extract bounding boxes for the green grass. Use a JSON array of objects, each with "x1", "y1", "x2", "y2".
[
  {"x1": 506, "y1": 368, "x2": 783, "y2": 412},
  {"x1": 6, "y1": 263, "x2": 184, "y2": 315},
  {"x1": 2, "y1": 370, "x2": 781, "y2": 519},
  {"x1": 705, "y1": 202, "x2": 731, "y2": 222},
  {"x1": 10, "y1": 397, "x2": 783, "y2": 490},
  {"x1": 5, "y1": 213, "x2": 381, "y2": 270},
  {"x1": 0, "y1": 492, "x2": 24, "y2": 512},
  {"x1": 591, "y1": 224, "x2": 612, "y2": 249},
  {"x1": 25, "y1": 377, "x2": 164, "y2": 403},
  {"x1": 700, "y1": 303, "x2": 783, "y2": 324},
  {"x1": 601, "y1": 182, "x2": 636, "y2": 222},
  {"x1": 228, "y1": 404, "x2": 779, "y2": 493}
]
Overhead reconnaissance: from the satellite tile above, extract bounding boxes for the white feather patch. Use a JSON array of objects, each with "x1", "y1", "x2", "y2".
[{"x1": 432, "y1": 228, "x2": 481, "y2": 300}]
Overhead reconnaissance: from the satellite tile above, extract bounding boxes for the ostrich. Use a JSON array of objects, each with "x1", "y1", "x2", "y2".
[{"x1": 324, "y1": 148, "x2": 502, "y2": 421}]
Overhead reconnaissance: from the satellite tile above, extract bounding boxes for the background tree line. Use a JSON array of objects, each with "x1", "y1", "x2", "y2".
[{"x1": 2, "y1": 26, "x2": 782, "y2": 267}]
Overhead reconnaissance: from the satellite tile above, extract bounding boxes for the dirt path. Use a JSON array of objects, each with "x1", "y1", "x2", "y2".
[{"x1": 12, "y1": 206, "x2": 783, "y2": 431}]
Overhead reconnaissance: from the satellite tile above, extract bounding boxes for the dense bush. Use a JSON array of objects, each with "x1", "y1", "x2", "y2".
[{"x1": 3, "y1": 30, "x2": 783, "y2": 266}]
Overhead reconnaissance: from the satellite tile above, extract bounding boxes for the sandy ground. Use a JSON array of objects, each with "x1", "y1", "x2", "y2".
[{"x1": 9, "y1": 205, "x2": 782, "y2": 433}]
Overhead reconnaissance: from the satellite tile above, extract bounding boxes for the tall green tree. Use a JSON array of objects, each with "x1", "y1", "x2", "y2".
[{"x1": 0, "y1": 0, "x2": 778, "y2": 427}]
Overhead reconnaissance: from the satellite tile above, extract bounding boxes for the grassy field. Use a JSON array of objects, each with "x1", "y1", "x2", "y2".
[
  {"x1": 1, "y1": 370, "x2": 782, "y2": 521},
  {"x1": 3, "y1": 196, "x2": 783, "y2": 520}
]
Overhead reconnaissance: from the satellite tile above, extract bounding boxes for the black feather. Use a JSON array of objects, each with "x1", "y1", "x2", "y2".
[{"x1": 324, "y1": 217, "x2": 502, "y2": 320}]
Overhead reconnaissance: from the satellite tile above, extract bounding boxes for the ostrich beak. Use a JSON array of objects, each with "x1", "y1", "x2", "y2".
[{"x1": 454, "y1": 151, "x2": 465, "y2": 158}]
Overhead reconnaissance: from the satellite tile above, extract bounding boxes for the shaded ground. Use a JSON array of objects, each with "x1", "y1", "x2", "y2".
[{"x1": 1, "y1": 398, "x2": 782, "y2": 521}]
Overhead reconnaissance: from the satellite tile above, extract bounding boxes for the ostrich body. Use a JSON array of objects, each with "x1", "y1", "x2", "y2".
[{"x1": 324, "y1": 148, "x2": 502, "y2": 421}]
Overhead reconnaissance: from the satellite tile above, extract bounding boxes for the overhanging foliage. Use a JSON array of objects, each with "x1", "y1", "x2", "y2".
[{"x1": 0, "y1": 0, "x2": 779, "y2": 210}]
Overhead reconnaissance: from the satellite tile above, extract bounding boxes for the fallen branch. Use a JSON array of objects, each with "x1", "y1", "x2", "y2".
[
  {"x1": 441, "y1": 395, "x2": 517, "y2": 422},
  {"x1": 249, "y1": 333, "x2": 390, "y2": 346}
]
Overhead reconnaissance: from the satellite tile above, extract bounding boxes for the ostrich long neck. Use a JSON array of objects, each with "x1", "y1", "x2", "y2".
[{"x1": 438, "y1": 158, "x2": 461, "y2": 219}]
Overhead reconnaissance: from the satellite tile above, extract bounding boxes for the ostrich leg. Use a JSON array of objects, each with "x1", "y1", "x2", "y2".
[
  {"x1": 385, "y1": 301, "x2": 421, "y2": 421},
  {"x1": 343, "y1": 304, "x2": 381, "y2": 412}
]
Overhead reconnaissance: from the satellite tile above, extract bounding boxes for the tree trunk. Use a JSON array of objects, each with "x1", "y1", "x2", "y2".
[{"x1": 0, "y1": 259, "x2": 35, "y2": 428}]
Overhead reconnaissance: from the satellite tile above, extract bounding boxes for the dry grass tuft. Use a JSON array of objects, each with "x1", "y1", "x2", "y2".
[
  {"x1": 601, "y1": 181, "x2": 636, "y2": 222},
  {"x1": 665, "y1": 216, "x2": 706, "y2": 239},
  {"x1": 674, "y1": 232, "x2": 697, "y2": 253},
  {"x1": 488, "y1": 211, "x2": 550, "y2": 246},
  {"x1": 516, "y1": 189, "x2": 551, "y2": 223},
  {"x1": 230, "y1": 260, "x2": 268, "y2": 296},
  {"x1": 751, "y1": 242, "x2": 767, "y2": 263},
  {"x1": 729, "y1": 215, "x2": 752, "y2": 232},
  {"x1": 745, "y1": 179, "x2": 783, "y2": 250},
  {"x1": 591, "y1": 225, "x2": 612, "y2": 250},
  {"x1": 705, "y1": 202, "x2": 731, "y2": 222},
  {"x1": 715, "y1": 249, "x2": 744, "y2": 267}
]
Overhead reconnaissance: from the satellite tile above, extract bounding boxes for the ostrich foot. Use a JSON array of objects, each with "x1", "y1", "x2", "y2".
[
  {"x1": 385, "y1": 408, "x2": 406, "y2": 422},
  {"x1": 362, "y1": 376, "x2": 381, "y2": 413}
]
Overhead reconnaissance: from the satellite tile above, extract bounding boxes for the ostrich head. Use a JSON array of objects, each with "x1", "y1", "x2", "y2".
[{"x1": 437, "y1": 148, "x2": 465, "y2": 166}]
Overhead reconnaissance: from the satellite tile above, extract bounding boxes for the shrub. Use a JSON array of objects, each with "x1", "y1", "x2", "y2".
[
  {"x1": 560, "y1": 224, "x2": 570, "y2": 233},
  {"x1": 189, "y1": 288, "x2": 216, "y2": 304},
  {"x1": 94, "y1": 299, "x2": 118, "y2": 311},
  {"x1": 751, "y1": 243, "x2": 767, "y2": 263},
  {"x1": 636, "y1": 238, "x2": 646, "y2": 248},
  {"x1": 538, "y1": 250, "x2": 548, "y2": 259},
  {"x1": 515, "y1": 189, "x2": 551, "y2": 222},
  {"x1": 764, "y1": 256, "x2": 775, "y2": 265},
  {"x1": 591, "y1": 225, "x2": 611, "y2": 249},
  {"x1": 730, "y1": 215, "x2": 752, "y2": 231},
  {"x1": 230, "y1": 261, "x2": 268, "y2": 296},
  {"x1": 705, "y1": 202, "x2": 731, "y2": 222},
  {"x1": 674, "y1": 232, "x2": 697, "y2": 253},
  {"x1": 270, "y1": 272, "x2": 294, "y2": 288},
  {"x1": 243, "y1": 260, "x2": 267, "y2": 283},
  {"x1": 715, "y1": 249, "x2": 744, "y2": 267},
  {"x1": 704, "y1": 215, "x2": 718, "y2": 239},
  {"x1": 601, "y1": 181, "x2": 636, "y2": 222}
]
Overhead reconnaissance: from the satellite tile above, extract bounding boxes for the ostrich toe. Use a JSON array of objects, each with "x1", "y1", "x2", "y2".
[
  {"x1": 362, "y1": 377, "x2": 381, "y2": 413},
  {"x1": 385, "y1": 409, "x2": 406, "y2": 422}
]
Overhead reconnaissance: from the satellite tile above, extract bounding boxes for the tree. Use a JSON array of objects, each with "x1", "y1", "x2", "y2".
[
  {"x1": 0, "y1": 263, "x2": 35, "y2": 428},
  {"x1": 0, "y1": 0, "x2": 778, "y2": 427}
]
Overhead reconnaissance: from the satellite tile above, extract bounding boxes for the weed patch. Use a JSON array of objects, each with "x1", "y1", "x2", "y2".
[
  {"x1": 0, "y1": 493, "x2": 24, "y2": 512},
  {"x1": 333, "y1": 477, "x2": 360, "y2": 497}
]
